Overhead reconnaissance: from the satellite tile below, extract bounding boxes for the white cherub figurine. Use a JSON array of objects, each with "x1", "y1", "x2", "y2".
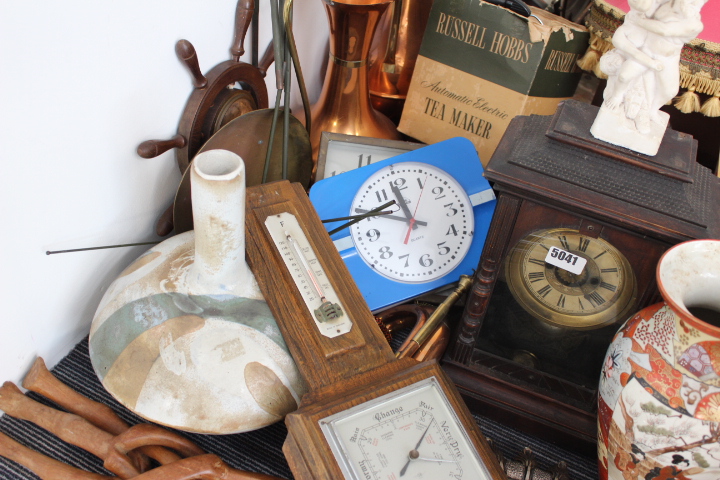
[{"x1": 590, "y1": 0, "x2": 707, "y2": 156}]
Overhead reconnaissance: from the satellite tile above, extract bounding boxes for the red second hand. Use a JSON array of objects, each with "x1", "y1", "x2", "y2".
[{"x1": 404, "y1": 175, "x2": 428, "y2": 244}]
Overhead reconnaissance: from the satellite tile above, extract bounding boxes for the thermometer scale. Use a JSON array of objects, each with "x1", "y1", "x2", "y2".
[{"x1": 264, "y1": 212, "x2": 350, "y2": 337}]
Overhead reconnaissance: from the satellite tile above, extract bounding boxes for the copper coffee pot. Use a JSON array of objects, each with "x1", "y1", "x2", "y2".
[
  {"x1": 308, "y1": 0, "x2": 401, "y2": 164},
  {"x1": 368, "y1": 0, "x2": 433, "y2": 123}
]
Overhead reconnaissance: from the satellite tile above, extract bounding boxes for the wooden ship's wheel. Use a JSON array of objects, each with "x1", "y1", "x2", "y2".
[{"x1": 137, "y1": 0, "x2": 270, "y2": 235}]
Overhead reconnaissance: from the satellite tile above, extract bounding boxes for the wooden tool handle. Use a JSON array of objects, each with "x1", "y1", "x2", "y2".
[
  {"x1": 111, "y1": 423, "x2": 204, "y2": 460},
  {"x1": 0, "y1": 431, "x2": 113, "y2": 480},
  {"x1": 23, "y1": 358, "x2": 128, "y2": 434},
  {"x1": 22, "y1": 358, "x2": 194, "y2": 466},
  {"x1": 230, "y1": 0, "x2": 255, "y2": 61},
  {"x1": 136, "y1": 134, "x2": 186, "y2": 159},
  {"x1": 258, "y1": 40, "x2": 274, "y2": 78},
  {"x1": 128, "y1": 454, "x2": 285, "y2": 480},
  {"x1": 0, "y1": 382, "x2": 142, "y2": 478},
  {"x1": 155, "y1": 203, "x2": 175, "y2": 237},
  {"x1": 176, "y1": 39, "x2": 207, "y2": 88}
]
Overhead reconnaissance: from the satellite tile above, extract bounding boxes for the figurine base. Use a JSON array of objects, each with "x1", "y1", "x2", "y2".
[{"x1": 590, "y1": 105, "x2": 669, "y2": 156}]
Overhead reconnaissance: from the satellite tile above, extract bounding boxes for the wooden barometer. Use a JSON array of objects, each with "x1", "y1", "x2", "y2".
[{"x1": 245, "y1": 180, "x2": 506, "y2": 480}]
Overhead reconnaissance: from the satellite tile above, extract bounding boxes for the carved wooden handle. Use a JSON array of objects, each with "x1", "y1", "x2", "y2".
[
  {"x1": 129, "y1": 454, "x2": 285, "y2": 480},
  {"x1": 176, "y1": 39, "x2": 207, "y2": 88},
  {"x1": 23, "y1": 358, "x2": 128, "y2": 434},
  {"x1": 137, "y1": 134, "x2": 186, "y2": 159},
  {"x1": 0, "y1": 431, "x2": 113, "y2": 480},
  {"x1": 230, "y1": 0, "x2": 255, "y2": 61},
  {"x1": 22, "y1": 357, "x2": 192, "y2": 466},
  {"x1": 155, "y1": 203, "x2": 175, "y2": 237},
  {"x1": 0, "y1": 381, "x2": 143, "y2": 478},
  {"x1": 258, "y1": 40, "x2": 274, "y2": 78}
]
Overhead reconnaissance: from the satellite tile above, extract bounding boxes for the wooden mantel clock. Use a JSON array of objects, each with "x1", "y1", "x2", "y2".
[
  {"x1": 244, "y1": 180, "x2": 506, "y2": 480},
  {"x1": 442, "y1": 99, "x2": 720, "y2": 451}
]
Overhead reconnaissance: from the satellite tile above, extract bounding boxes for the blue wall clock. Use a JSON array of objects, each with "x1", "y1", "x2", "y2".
[{"x1": 309, "y1": 137, "x2": 496, "y2": 312}]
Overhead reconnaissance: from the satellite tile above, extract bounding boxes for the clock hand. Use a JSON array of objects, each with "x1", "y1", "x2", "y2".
[
  {"x1": 390, "y1": 183, "x2": 414, "y2": 222},
  {"x1": 326, "y1": 200, "x2": 396, "y2": 236},
  {"x1": 399, "y1": 419, "x2": 435, "y2": 477},
  {"x1": 353, "y1": 208, "x2": 428, "y2": 227},
  {"x1": 404, "y1": 175, "x2": 428, "y2": 245}
]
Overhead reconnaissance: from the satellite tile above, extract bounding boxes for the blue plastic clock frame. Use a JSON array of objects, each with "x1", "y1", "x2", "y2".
[{"x1": 309, "y1": 137, "x2": 496, "y2": 312}]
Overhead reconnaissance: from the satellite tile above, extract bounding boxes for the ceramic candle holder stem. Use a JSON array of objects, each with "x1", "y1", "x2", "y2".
[{"x1": 188, "y1": 150, "x2": 252, "y2": 295}]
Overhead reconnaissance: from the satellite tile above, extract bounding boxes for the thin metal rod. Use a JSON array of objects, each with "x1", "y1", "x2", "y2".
[
  {"x1": 46, "y1": 241, "x2": 159, "y2": 255},
  {"x1": 322, "y1": 210, "x2": 393, "y2": 223},
  {"x1": 327, "y1": 200, "x2": 396, "y2": 236}
]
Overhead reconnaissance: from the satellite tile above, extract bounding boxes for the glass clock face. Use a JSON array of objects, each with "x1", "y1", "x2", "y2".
[
  {"x1": 319, "y1": 377, "x2": 492, "y2": 480},
  {"x1": 349, "y1": 162, "x2": 474, "y2": 284},
  {"x1": 321, "y1": 141, "x2": 411, "y2": 179},
  {"x1": 505, "y1": 228, "x2": 637, "y2": 329}
]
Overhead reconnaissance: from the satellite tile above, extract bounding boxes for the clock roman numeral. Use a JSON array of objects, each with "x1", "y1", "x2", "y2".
[
  {"x1": 528, "y1": 272, "x2": 544, "y2": 283},
  {"x1": 586, "y1": 291, "x2": 606, "y2": 307},
  {"x1": 600, "y1": 281, "x2": 617, "y2": 292},
  {"x1": 578, "y1": 237, "x2": 590, "y2": 252},
  {"x1": 601, "y1": 267, "x2": 618, "y2": 273},
  {"x1": 558, "y1": 235, "x2": 570, "y2": 251},
  {"x1": 557, "y1": 294, "x2": 566, "y2": 308},
  {"x1": 578, "y1": 298, "x2": 585, "y2": 310},
  {"x1": 536, "y1": 285, "x2": 552, "y2": 298}
]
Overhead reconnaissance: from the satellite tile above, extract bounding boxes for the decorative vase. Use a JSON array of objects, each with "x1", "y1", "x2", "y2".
[
  {"x1": 598, "y1": 239, "x2": 720, "y2": 479},
  {"x1": 308, "y1": 0, "x2": 401, "y2": 162},
  {"x1": 367, "y1": 0, "x2": 433, "y2": 124},
  {"x1": 89, "y1": 149, "x2": 306, "y2": 434}
]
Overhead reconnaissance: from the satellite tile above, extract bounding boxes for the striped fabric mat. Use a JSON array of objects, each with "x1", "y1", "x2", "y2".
[{"x1": 0, "y1": 338, "x2": 598, "y2": 479}]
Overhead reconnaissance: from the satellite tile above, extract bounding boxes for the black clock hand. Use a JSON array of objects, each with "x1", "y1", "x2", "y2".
[
  {"x1": 399, "y1": 419, "x2": 434, "y2": 477},
  {"x1": 391, "y1": 183, "x2": 414, "y2": 221},
  {"x1": 354, "y1": 209, "x2": 428, "y2": 227}
]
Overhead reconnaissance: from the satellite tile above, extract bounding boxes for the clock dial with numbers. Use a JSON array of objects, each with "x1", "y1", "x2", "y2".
[
  {"x1": 319, "y1": 376, "x2": 493, "y2": 480},
  {"x1": 506, "y1": 228, "x2": 637, "y2": 329},
  {"x1": 349, "y1": 162, "x2": 474, "y2": 284},
  {"x1": 316, "y1": 132, "x2": 423, "y2": 180}
]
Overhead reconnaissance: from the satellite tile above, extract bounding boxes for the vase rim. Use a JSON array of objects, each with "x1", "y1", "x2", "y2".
[
  {"x1": 193, "y1": 149, "x2": 244, "y2": 181},
  {"x1": 657, "y1": 239, "x2": 720, "y2": 335}
]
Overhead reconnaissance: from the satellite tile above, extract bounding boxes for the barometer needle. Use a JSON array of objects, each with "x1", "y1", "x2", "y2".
[{"x1": 399, "y1": 419, "x2": 434, "y2": 477}]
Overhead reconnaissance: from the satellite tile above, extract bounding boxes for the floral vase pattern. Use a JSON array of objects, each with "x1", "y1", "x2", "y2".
[
  {"x1": 89, "y1": 150, "x2": 306, "y2": 434},
  {"x1": 599, "y1": 240, "x2": 720, "y2": 479}
]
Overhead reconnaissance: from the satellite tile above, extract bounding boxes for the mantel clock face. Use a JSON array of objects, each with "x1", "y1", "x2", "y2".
[{"x1": 505, "y1": 228, "x2": 637, "y2": 329}]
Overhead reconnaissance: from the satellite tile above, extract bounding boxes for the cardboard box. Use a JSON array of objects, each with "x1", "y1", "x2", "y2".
[{"x1": 398, "y1": 1, "x2": 589, "y2": 165}]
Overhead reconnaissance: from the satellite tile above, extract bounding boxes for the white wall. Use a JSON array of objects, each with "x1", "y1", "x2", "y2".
[{"x1": 0, "y1": 0, "x2": 327, "y2": 385}]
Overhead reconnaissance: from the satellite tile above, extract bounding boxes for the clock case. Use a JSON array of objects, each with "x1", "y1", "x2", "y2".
[
  {"x1": 315, "y1": 131, "x2": 423, "y2": 180},
  {"x1": 310, "y1": 137, "x2": 497, "y2": 312},
  {"x1": 442, "y1": 100, "x2": 720, "y2": 451}
]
